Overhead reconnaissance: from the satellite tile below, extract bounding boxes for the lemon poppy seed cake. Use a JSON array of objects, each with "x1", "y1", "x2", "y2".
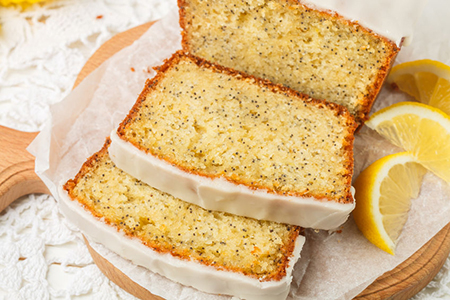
[
  {"x1": 109, "y1": 51, "x2": 357, "y2": 230},
  {"x1": 178, "y1": 0, "x2": 400, "y2": 124},
  {"x1": 60, "y1": 139, "x2": 305, "y2": 300}
]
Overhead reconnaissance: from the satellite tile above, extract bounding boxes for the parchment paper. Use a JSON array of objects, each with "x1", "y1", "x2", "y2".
[{"x1": 28, "y1": 1, "x2": 450, "y2": 299}]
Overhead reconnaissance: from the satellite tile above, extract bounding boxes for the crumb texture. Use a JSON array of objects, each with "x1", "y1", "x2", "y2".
[
  {"x1": 65, "y1": 146, "x2": 300, "y2": 280},
  {"x1": 119, "y1": 54, "x2": 355, "y2": 203},
  {"x1": 180, "y1": 0, "x2": 398, "y2": 121}
]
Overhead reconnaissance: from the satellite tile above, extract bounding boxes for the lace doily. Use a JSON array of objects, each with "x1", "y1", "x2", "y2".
[
  {"x1": 0, "y1": 0, "x2": 171, "y2": 132},
  {"x1": 0, "y1": 0, "x2": 171, "y2": 299},
  {"x1": 0, "y1": 0, "x2": 449, "y2": 299}
]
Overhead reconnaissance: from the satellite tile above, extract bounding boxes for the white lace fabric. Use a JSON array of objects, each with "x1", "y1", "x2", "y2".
[
  {"x1": 0, "y1": 0, "x2": 170, "y2": 132},
  {"x1": 0, "y1": 0, "x2": 449, "y2": 299},
  {"x1": 0, "y1": 0, "x2": 170, "y2": 299}
]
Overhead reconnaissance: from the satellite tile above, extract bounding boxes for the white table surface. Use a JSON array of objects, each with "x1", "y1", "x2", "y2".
[{"x1": 0, "y1": 0, "x2": 449, "y2": 299}]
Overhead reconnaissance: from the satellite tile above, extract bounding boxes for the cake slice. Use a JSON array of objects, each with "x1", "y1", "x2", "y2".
[
  {"x1": 178, "y1": 0, "x2": 400, "y2": 124},
  {"x1": 60, "y1": 139, "x2": 305, "y2": 300},
  {"x1": 109, "y1": 51, "x2": 357, "y2": 230}
]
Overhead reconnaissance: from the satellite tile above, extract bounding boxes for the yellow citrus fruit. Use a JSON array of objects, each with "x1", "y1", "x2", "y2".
[
  {"x1": 366, "y1": 101, "x2": 450, "y2": 183},
  {"x1": 353, "y1": 152, "x2": 427, "y2": 254},
  {"x1": 387, "y1": 59, "x2": 450, "y2": 115},
  {"x1": 0, "y1": 0, "x2": 46, "y2": 5}
]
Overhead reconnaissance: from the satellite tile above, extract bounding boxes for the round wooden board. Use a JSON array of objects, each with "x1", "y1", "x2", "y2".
[{"x1": 0, "y1": 21, "x2": 448, "y2": 300}]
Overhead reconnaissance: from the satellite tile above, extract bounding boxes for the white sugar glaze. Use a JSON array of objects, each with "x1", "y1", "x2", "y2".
[
  {"x1": 301, "y1": 0, "x2": 429, "y2": 46},
  {"x1": 109, "y1": 131, "x2": 355, "y2": 230},
  {"x1": 57, "y1": 186, "x2": 305, "y2": 300}
]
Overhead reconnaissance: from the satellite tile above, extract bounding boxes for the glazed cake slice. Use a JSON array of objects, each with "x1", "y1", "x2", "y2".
[
  {"x1": 109, "y1": 51, "x2": 357, "y2": 230},
  {"x1": 178, "y1": 0, "x2": 400, "y2": 124},
  {"x1": 60, "y1": 139, "x2": 305, "y2": 300}
]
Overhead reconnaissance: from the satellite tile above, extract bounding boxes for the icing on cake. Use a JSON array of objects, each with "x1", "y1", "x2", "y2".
[{"x1": 109, "y1": 131, "x2": 355, "y2": 230}]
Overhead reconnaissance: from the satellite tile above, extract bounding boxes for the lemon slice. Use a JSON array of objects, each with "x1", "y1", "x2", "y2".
[
  {"x1": 353, "y1": 152, "x2": 427, "y2": 254},
  {"x1": 387, "y1": 59, "x2": 450, "y2": 115},
  {"x1": 366, "y1": 102, "x2": 450, "y2": 183}
]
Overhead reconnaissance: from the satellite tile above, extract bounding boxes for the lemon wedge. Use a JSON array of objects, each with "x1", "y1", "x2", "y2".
[
  {"x1": 366, "y1": 101, "x2": 450, "y2": 183},
  {"x1": 387, "y1": 59, "x2": 450, "y2": 115},
  {"x1": 353, "y1": 152, "x2": 427, "y2": 254}
]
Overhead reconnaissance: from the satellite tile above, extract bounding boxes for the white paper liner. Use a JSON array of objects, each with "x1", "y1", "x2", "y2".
[{"x1": 28, "y1": 0, "x2": 450, "y2": 299}]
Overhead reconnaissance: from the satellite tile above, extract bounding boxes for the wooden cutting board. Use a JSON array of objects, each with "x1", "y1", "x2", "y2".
[{"x1": 1, "y1": 22, "x2": 450, "y2": 300}]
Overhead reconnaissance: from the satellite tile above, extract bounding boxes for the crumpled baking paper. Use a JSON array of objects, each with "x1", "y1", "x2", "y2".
[{"x1": 28, "y1": 0, "x2": 450, "y2": 299}]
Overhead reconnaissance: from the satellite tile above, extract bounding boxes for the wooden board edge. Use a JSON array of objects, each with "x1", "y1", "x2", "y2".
[{"x1": 355, "y1": 223, "x2": 450, "y2": 299}]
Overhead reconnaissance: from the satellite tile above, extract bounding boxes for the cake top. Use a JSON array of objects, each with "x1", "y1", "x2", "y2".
[
  {"x1": 117, "y1": 52, "x2": 356, "y2": 204},
  {"x1": 301, "y1": 0, "x2": 428, "y2": 46},
  {"x1": 179, "y1": 0, "x2": 400, "y2": 124}
]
